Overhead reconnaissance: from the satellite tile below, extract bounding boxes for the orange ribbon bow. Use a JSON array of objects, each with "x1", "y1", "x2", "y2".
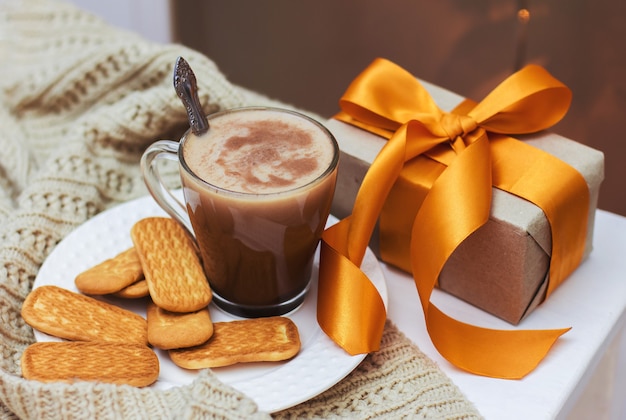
[{"x1": 317, "y1": 58, "x2": 589, "y2": 379}]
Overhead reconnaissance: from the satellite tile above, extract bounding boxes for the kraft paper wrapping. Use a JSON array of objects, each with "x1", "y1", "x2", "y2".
[{"x1": 328, "y1": 80, "x2": 604, "y2": 324}]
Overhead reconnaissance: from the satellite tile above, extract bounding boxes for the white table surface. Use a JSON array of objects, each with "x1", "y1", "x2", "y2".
[{"x1": 386, "y1": 209, "x2": 626, "y2": 420}]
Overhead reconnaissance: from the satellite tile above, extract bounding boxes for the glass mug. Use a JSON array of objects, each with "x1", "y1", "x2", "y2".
[{"x1": 141, "y1": 107, "x2": 339, "y2": 317}]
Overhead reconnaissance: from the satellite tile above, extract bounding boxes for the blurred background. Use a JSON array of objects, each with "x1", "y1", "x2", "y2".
[
  {"x1": 69, "y1": 0, "x2": 625, "y2": 217},
  {"x1": 172, "y1": 0, "x2": 626, "y2": 218}
]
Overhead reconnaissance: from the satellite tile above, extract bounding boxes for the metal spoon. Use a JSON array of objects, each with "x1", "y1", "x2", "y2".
[{"x1": 173, "y1": 56, "x2": 209, "y2": 135}]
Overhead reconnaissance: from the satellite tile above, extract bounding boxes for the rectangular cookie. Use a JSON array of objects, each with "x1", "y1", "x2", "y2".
[
  {"x1": 21, "y1": 285, "x2": 147, "y2": 345},
  {"x1": 169, "y1": 316, "x2": 300, "y2": 368},
  {"x1": 131, "y1": 217, "x2": 212, "y2": 312},
  {"x1": 21, "y1": 341, "x2": 159, "y2": 387}
]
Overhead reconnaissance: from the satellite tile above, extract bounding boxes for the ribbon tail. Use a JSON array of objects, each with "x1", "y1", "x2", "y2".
[
  {"x1": 410, "y1": 131, "x2": 569, "y2": 378},
  {"x1": 426, "y1": 305, "x2": 570, "y2": 379},
  {"x1": 317, "y1": 219, "x2": 386, "y2": 355},
  {"x1": 317, "y1": 124, "x2": 413, "y2": 355}
]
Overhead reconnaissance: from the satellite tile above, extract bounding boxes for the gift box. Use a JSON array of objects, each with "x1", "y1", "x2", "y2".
[{"x1": 328, "y1": 77, "x2": 604, "y2": 325}]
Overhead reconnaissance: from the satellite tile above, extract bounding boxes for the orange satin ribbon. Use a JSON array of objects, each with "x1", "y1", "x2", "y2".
[{"x1": 317, "y1": 58, "x2": 589, "y2": 379}]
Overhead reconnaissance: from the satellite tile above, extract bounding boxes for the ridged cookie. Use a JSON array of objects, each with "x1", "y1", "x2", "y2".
[
  {"x1": 147, "y1": 301, "x2": 213, "y2": 350},
  {"x1": 131, "y1": 217, "x2": 212, "y2": 312},
  {"x1": 21, "y1": 285, "x2": 147, "y2": 345},
  {"x1": 169, "y1": 316, "x2": 300, "y2": 368},
  {"x1": 75, "y1": 247, "x2": 144, "y2": 295},
  {"x1": 21, "y1": 341, "x2": 159, "y2": 387}
]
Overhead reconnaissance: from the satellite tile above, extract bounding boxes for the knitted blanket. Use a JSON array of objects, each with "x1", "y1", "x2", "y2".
[{"x1": 0, "y1": 1, "x2": 482, "y2": 418}]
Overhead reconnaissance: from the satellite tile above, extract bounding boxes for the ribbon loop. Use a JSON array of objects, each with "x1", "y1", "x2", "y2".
[{"x1": 468, "y1": 64, "x2": 572, "y2": 134}]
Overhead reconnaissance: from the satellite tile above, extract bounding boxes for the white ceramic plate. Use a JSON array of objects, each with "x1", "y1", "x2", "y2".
[{"x1": 32, "y1": 192, "x2": 388, "y2": 413}]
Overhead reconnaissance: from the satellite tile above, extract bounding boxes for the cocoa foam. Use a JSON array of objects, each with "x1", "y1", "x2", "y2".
[{"x1": 183, "y1": 110, "x2": 335, "y2": 194}]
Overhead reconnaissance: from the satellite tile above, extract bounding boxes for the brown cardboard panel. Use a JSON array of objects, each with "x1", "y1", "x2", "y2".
[{"x1": 439, "y1": 217, "x2": 549, "y2": 324}]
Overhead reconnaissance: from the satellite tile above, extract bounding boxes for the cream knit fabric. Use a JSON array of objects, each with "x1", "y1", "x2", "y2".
[{"x1": 0, "y1": 1, "x2": 482, "y2": 418}]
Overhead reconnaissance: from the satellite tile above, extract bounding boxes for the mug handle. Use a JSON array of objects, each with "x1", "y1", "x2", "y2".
[{"x1": 140, "y1": 140, "x2": 194, "y2": 235}]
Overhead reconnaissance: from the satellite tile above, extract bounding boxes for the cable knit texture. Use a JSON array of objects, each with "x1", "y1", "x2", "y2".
[{"x1": 0, "y1": 1, "x2": 482, "y2": 418}]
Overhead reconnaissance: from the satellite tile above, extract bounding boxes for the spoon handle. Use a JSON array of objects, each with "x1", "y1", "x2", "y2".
[{"x1": 173, "y1": 56, "x2": 209, "y2": 135}]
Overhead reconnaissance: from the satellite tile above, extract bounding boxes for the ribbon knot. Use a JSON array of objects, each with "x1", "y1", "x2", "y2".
[
  {"x1": 433, "y1": 112, "x2": 479, "y2": 153},
  {"x1": 438, "y1": 112, "x2": 477, "y2": 143},
  {"x1": 319, "y1": 58, "x2": 590, "y2": 379}
]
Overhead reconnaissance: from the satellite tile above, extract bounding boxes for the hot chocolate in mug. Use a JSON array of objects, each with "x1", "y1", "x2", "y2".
[{"x1": 141, "y1": 107, "x2": 339, "y2": 317}]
